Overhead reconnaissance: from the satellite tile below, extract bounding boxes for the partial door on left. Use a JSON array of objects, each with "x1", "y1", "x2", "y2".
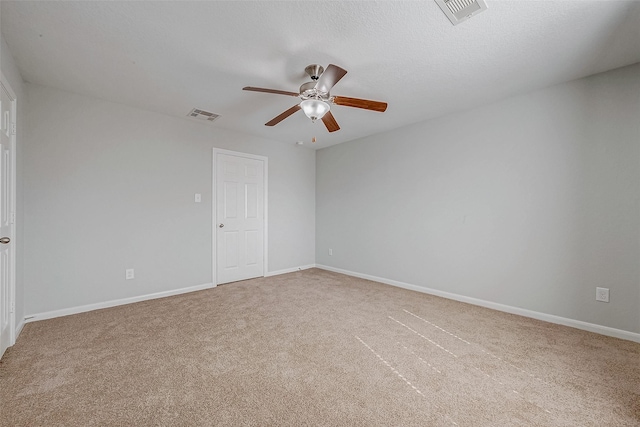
[{"x1": 0, "y1": 75, "x2": 16, "y2": 359}]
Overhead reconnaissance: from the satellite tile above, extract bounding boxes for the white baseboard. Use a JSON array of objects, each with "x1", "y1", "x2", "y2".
[
  {"x1": 14, "y1": 318, "x2": 25, "y2": 343},
  {"x1": 25, "y1": 282, "x2": 216, "y2": 323},
  {"x1": 265, "y1": 264, "x2": 316, "y2": 277},
  {"x1": 316, "y1": 264, "x2": 640, "y2": 344},
  {"x1": 23, "y1": 264, "x2": 317, "y2": 324},
  {"x1": 23, "y1": 264, "x2": 639, "y2": 344}
]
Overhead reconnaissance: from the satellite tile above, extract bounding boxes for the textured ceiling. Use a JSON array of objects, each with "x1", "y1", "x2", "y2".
[{"x1": 2, "y1": 1, "x2": 639, "y2": 149}]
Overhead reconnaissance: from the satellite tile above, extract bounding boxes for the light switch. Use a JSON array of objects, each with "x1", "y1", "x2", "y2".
[{"x1": 195, "y1": 193, "x2": 201, "y2": 203}]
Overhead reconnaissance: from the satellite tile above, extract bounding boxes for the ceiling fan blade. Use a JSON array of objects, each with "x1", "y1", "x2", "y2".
[
  {"x1": 332, "y1": 96, "x2": 388, "y2": 112},
  {"x1": 314, "y1": 64, "x2": 347, "y2": 94},
  {"x1": 321, "y1": 111, "x2": 340, "y2": 133},
  {"x1": 243, "y1": 86, "x2": 299, "y2": 97},
  {"x1": 265, "y1": 104, "x2": 301, "y2": 126}
]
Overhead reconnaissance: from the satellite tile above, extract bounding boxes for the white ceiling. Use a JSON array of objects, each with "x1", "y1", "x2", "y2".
[{"x1": 2, "y1": 1, "x2": 639, "y2": 149}]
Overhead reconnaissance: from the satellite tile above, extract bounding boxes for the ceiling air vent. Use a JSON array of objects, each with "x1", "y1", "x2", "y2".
[
  {"x1": 435, "y1": 0, "x2": 488, "y2": 25},
  {"x1": 187, "y1": 108, "x2": 220, "y2": 122}
]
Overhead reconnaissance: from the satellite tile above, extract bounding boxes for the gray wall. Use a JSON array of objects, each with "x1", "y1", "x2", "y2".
[
  {"x1": 1, "y1": 34, "x2": 25, "y2": 331},
  {"x1": 24, "y1": 83, "x2": 315, "y2": 315},
  {"x1": 317, "y1": 63, "x2": 640, "y2": 334}
]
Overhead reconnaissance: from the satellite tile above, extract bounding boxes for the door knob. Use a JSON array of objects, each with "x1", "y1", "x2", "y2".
[
  {"x1": 219, "y1": 224, "x2": 224, "y2": 228},
  {"x1": 0, "y1": 237, "x2": 10, "y2": 244}
]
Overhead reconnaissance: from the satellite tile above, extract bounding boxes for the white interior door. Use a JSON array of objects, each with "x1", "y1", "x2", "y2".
[
  {"x1": 0, "y1": 76, "x2": 16, "y2": 359},
  {"x1": 215, "y1": 152, "x2": 265, "y2": 285}
]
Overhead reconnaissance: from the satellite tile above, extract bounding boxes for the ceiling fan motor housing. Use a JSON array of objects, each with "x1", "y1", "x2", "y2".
[{"x1": 299, "y1": 81, "x2": 330, "y2": 101}]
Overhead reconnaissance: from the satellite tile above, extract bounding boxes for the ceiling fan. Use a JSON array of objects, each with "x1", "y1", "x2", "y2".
[{"x1": 243, "y1": 64, "x2": 387, "y2": 133}]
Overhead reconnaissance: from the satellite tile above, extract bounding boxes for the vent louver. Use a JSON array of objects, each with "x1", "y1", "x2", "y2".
[
  {"x1": 187, "y1": 108, "x2": 220, "y2": 122},
  {"x1": 435, "y1": 0, "x2": 488, "y2": 25}
]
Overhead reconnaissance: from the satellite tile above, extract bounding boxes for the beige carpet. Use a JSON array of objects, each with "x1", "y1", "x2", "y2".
[{"x1": 1, "y1": 269, "x2": 639, "y2": 426}]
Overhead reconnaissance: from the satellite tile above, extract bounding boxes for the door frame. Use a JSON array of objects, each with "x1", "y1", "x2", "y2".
[
  {"x1": 0, "y1": 71, "x2": 17, "y2": 349},
  {"x1": 212, "y1": 148, "x2": 268, "y2": 285}
]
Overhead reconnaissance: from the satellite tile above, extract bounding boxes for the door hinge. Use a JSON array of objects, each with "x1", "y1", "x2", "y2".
[
  {"x1": 10, "y1": 301, "x2": 14, "y2": 313},
  {"x1": 10, "y1": 123, "x2": 16, "y2": 135},
  {"x1": 10, "y1": 212, "x2": 15, "y2": 225}
]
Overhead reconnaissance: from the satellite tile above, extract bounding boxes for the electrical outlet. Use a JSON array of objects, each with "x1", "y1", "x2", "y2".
[
  {"x1": 125, "y1": 268, "x2": 135, "y2": 280},
  {"x1": 595, "y1": 287, "x2": 609, "y2": 303},
  {"x1": 195, "y1": 193, "x2": 201, "y2": 203},
  {"x1": 329, "y1": 248, "x2": 333, "y2": 256}
]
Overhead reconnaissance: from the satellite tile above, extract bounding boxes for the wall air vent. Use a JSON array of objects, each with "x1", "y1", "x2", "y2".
[
  {"x1": 187, "y1": 108, "x2": 220, "y2": 122},
  {"x1": 435, "y1": 0, "x2": 488, "y2": 25}
]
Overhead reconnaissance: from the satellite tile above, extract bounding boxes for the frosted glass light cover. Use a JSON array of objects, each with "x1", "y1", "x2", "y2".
[{"x1": 300, "y1": 99, "x2": 330, "y2": 121}]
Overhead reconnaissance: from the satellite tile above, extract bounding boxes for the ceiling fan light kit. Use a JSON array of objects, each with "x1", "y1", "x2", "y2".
[
  {"x1": 300, "y1": 99, "x2": 330, "y2": 122},
  {"x1": 243, "y1": 63, "x2": 387, "y2": 133}
]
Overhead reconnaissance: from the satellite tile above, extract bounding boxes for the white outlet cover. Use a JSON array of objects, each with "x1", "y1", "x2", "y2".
[
  {"x1": 195, "y1": 193, "x2": 202, "y2": 203},
  {"x1": 595, "y1": 287, "x2": 609, "y2": 303},
  {"x1": 125, "y1": 268, "x2": 135, "y2": 280}
]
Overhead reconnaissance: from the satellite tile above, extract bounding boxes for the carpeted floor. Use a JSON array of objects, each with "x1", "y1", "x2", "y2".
[{"x1": 1, "y1": 268, "x2": 639, "y2": 426}]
